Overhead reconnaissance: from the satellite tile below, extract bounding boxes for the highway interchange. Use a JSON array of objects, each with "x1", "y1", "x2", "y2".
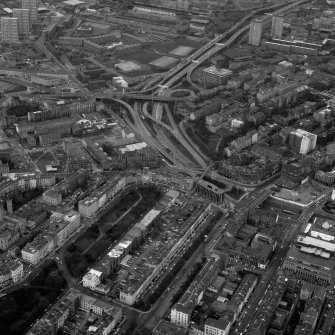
[
  {"x1": 3, "y1": 1, "x2": 324, "y2": 334},
  {"x1": 113, "y1": 0, "x2": 311, "y2": 185}
]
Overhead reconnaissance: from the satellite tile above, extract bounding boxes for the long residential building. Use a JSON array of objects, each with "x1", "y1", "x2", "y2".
[
  {"x1": 119, "y1": 204, "x2": 212, "y2": 305},
  {"x1": 83, "y1": 207, "x2": 161, "y2": 294}
]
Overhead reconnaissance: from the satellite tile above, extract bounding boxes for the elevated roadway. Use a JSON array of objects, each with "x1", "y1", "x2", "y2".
[
  {"x1": 142, "y1": 101, "x2": 207, "y2": 169},
  {"x1": 112, "y1": 99, "x2": 202, "y2": 173},
  {"x1": 142, "y1": 0, "x2": 309, "y2": 181},
  {"x1": 183, "y1": 0, "x2": 309, "y2": 89},
  {"x1": 8, "y1": 91, "x2": 189, "y2": 102},
  {"x1": 139, "y1": 0, "x2": 307, "y2": 93}
]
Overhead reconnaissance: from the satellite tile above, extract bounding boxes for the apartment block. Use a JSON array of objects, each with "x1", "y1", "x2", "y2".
[
  {"x1": 271, "y1": 14, "x2": 284, "y2": 39},
  {"x1": 13, "y1": 8, "x2": 30, "y2": 36},
  {"x1": 22, "y1": 0, "x2": 38, "y2": 23},
  {"x1": 1, "y1": 18, "x2": 19, "y2": 44}
]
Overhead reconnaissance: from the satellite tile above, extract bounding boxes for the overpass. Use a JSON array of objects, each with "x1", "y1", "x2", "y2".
[
  {"x1": 8, "y1": 91, "x2": 189, "y2": 102},
  {"x1": 184, "y1": 0, "x2": 309, "y2": 90},
  {"x1": 236, "y1": 188, "x2": 275, "y2": 210},
  {"x1": 138, "y1": 0, "x2": 308, "y2": 94},
  {"x1": 139, "y1": 0, "x2": 309, "y2": 186}
]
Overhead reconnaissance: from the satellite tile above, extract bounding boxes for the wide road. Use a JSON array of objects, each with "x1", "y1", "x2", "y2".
[
  {"x1": 232, "y1": 219, "x2": 301, "y2": 334},
  {"x1": 144, "y1": 0, "x2": 309, "y2": 179},
  {"x1": 132, "y1": 208, "x2": 225, "y2": 334},
  {"x1": 139, "y1": 0, "x2": 303, "y2": 93},
  {"x1": 147, "y1": 102, "x2": 208, "y2": 169},
  {"x1": 156, "y1": 0, "x2": 308, "y2": 92}
]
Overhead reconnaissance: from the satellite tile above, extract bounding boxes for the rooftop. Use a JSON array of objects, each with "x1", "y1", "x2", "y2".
[{"x1": 203, "y1": 66, "x2": 232, "y2": 77}]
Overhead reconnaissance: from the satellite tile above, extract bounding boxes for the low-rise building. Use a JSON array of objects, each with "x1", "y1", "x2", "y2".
[
  {"x1": 47, "y1": 211, "x2": 81, "y2": 247},
  {"x1": 39, "y1": 132, "x2": 61, "y2": 147},
  {"x1": 315, "y1": 168, "x2": 335, "y2": 186},
  {"x1": 115, "y1": 61, "x2": 141, "y2": 73},
  {"x1": 171, "y1": 257, "x2": 221, "y2": 328},
  {"x1": 0, "y1": 255, "x2": 23, "y2": 287},
  {"x1": 202, "y1": 66, "x2": 232, "y2": 86},
  {"x1": 27, "y1": 289, "x2": 122, "y2": 335},
  {"x1": 42, "y1": 170, "x2": 88, "y2": 206},
  {"x1": 205, "y1": 318, "x2": 230, "y2": 335},
  {"x1": 22, "y1": 233, "x2": 55, "y2": 265},
  {"x1": 31, "y1": 75, "x2": 61, "y2": 86}
]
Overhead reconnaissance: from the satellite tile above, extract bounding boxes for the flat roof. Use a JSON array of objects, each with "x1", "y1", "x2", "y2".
[
  {"x1": 203, "y1": 66, "x2": 232, "y2": 77},
  {"x1": 119, "y1": 142, "x2": 147, "y2": 154},
  {"x1": 88, "y1": 269, "x2": 102, "y2": 277},
  {"x1": 149, "y1": 56, "x2": 179, "y2": 69},
  {"x1": 190, "y1": 18, "x2": 210, "y2": 24},
  {"x1": 139, "y1": 209, "x2": 161, "y2": 227},
  {"x1": 169, "y1": 46, "x2": 195, "y2": 57},
  {"x1": 297, "y1": 235, "x2": 335, "y2": 252},
  {"x1": 287, "y1": 245, "x2": 335, "y2": 270},
  {"x1": 63, "y1": 0, "x2": 85, "y2": 5}
]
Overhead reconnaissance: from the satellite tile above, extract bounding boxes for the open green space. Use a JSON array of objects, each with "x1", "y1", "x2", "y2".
[
  {"x1": 0, "y1": 261, "x2": 67, "y2": 335},
  {"x1": 65, "y1": 186, "x2": 162, "y2": 278},
  {"x1": 29, "y1": 151, "x2": 43, "y2": 161},
  {"x1": 10, "y1": 188, "x2": 43, "y2": 212},
  {"x1": 104, "y1": 187, "x2": 162, "y2": 235},
  {"x1": 0, "y1": 80, "x2": 14, "y2": 91},
  {"x1": 7, "y1": 101, "x2": 40, "y2": 117},
  {"x1": 99, "y1": 190, "x2": 140, "y2": 232},
  {"x1": 65, "y1": 234, "x2": 114, "y2": 278},
  {"x1": 185, "y1": 121, "x2": 221, "y2": 160},
  {"x1": 75, "y1": 224, "x2": 100, "y2": 253}
]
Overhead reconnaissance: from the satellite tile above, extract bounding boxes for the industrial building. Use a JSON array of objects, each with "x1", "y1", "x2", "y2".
[{"x1": 282, "y1": 221, "x2": 335, "y2": 287}]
